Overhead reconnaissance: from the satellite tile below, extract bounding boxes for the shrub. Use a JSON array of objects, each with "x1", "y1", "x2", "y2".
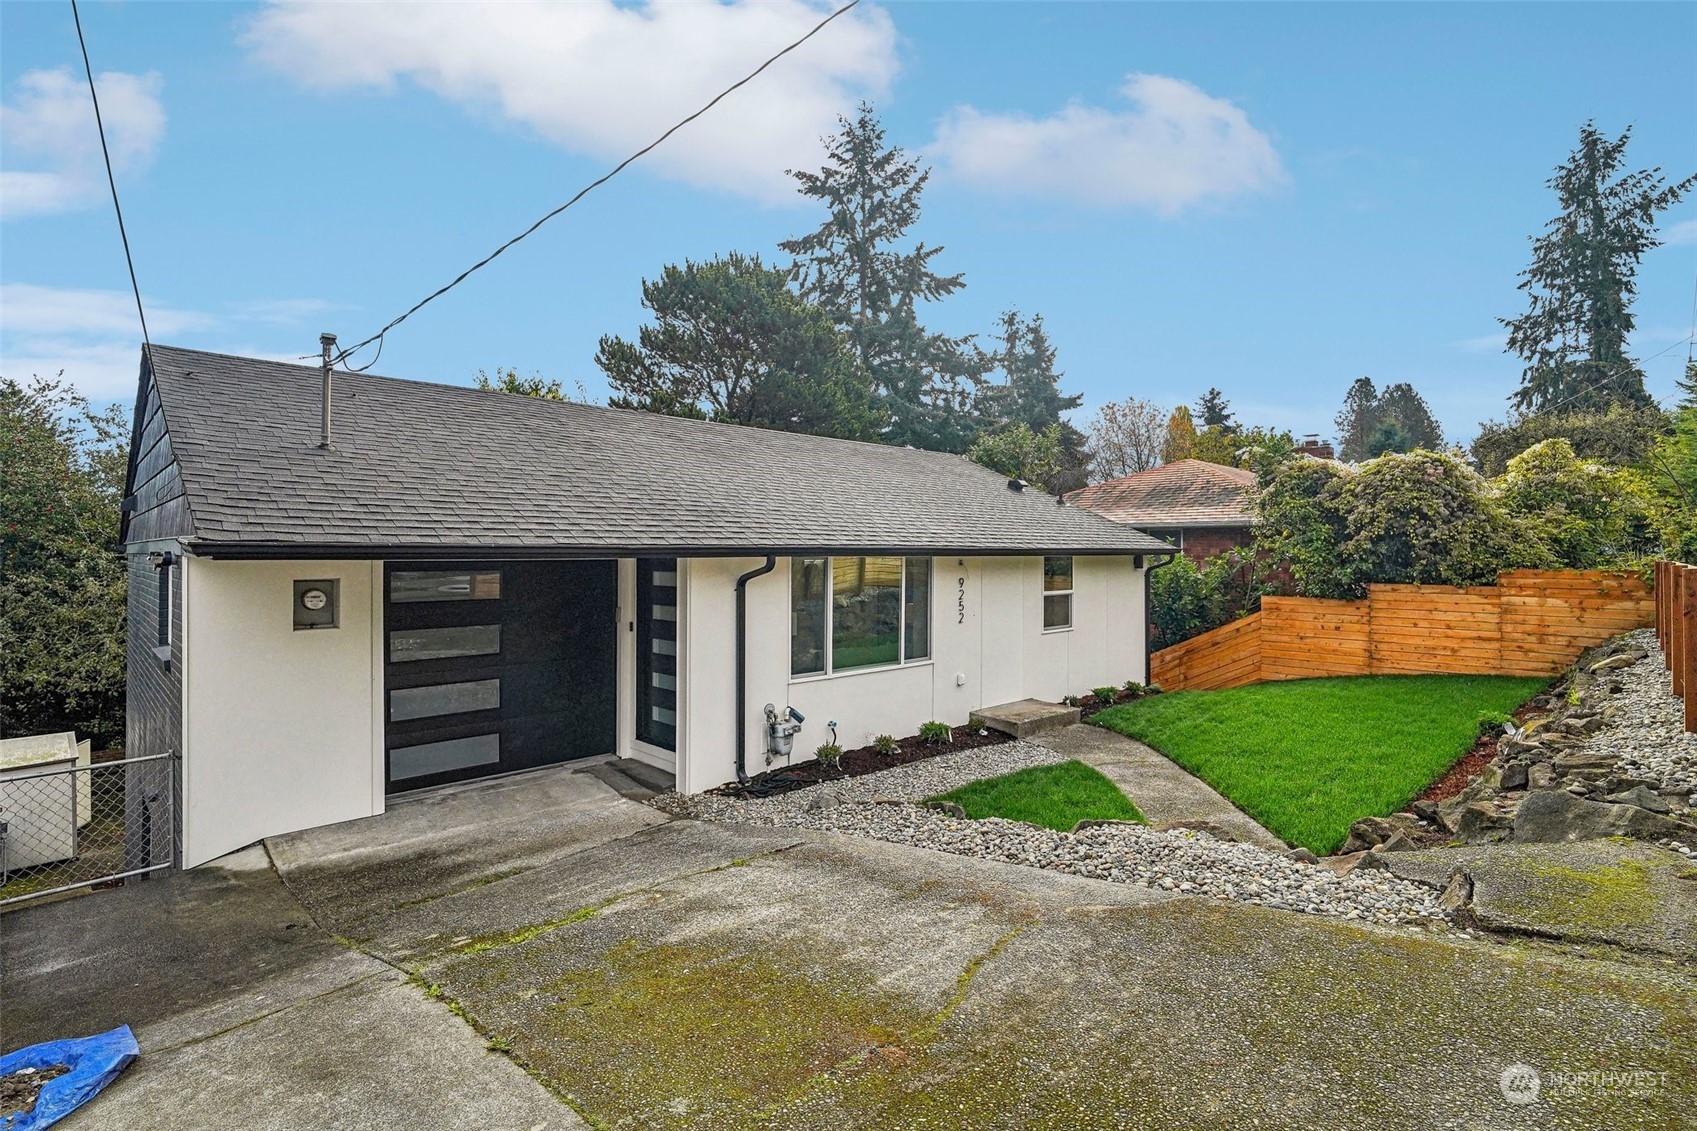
[
  {"x1": 1122, "y1": 680, "x2": 1144, "y2": 694},
  {"x1": 1336, "y1": 449, "x2": 1543, "y2": 588},
  {"x1": 1149, "y1": 550, "x2": 1260, "y2": 648},
  {"x1": 814, "y1": 742, "x2": 843, "y2": 767},
  {"x1": 1496, "y1": 439, "x2": 1658, "y2": 568},
  {"x1": 1091, "y1": 686, "x2": 1120, "y2": 704},
  {"x1": 872, "y1": 734, "x2": 900, "y2": 757},
  {"x1": 917, "y1": 721, "x2": 952, "y2": 746},
  {"x1": 1061, "y1": 695, "x2": 1082, "y2": 708},
  {"x1": 1471, "y1": 405, "x2": 1671, "y2": 477},
  {"x1": 1252, "y1": 456, "x2": 1356, "y2": 598},
  {"x1": 1476, "y1": 710, "x2": 1513, "y2": 738}
]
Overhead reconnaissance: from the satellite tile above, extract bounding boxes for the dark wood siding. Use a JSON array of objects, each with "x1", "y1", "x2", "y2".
[
  {"x1": 124, "y1": 382, "x2": 194, "y2": 544},
  {"x1": 124, "y1": 551, "x2": 181, "y2": 870}
]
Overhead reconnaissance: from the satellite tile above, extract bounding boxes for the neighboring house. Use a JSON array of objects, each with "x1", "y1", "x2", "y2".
[
  {"x1": 122, "y1": 346, "x2": 1173, "y2": 867},
  {"x1": 1064, "y1": 459, "x2": 1257, "y2": 563}
]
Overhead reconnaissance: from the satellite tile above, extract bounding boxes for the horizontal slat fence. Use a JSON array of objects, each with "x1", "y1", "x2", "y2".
[
  {"x1": 1151, "y1": 569, "x2": 1653, "y2": 692},
  {"x1": 1653, "y1": 560, "x2": 1696, "y2": 733}
]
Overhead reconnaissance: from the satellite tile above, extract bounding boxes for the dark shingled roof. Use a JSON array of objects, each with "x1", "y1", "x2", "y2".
[
  {"x1": 1064, "y1": 459, "x2": 1256, "y2": 529},
  {"x1": 133, "y1": 346, "x2": 1173, "y2": 559}
]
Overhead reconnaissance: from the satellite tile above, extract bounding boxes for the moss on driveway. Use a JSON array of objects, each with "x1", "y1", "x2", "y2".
[{"x1": 398, "y1": 829, "x2": 1695, "y2": 1131}]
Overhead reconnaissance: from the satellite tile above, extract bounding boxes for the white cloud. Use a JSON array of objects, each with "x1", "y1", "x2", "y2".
[
  {"x1": 0, "y1": 67, "x2": 166, "y2": 220},
  {"x1": 0, "y1": 283, "x2": 332, "y2": 400},
  {"x1": 1663, "y1": 218, "x2": 1697, "y2": 246},
  {"x1": 931, "y1": 74, "x2": 1285, "y2": 213},
  {"x1": 241, "y1": 0, "x2": 898, "y2": 204}
]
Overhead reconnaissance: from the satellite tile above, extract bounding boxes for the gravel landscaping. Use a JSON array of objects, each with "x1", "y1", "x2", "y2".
[
  {"x1": 656, "y1": 741, "x2": 1449, "y2": 927},
  {"x1": 1593, "y1": 628, "x2": 1697, "y2": 793}
]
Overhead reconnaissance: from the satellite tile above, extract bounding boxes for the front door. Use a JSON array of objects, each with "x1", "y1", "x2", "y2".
[{"x1": 383, "y1": 560, "x2": 616, "y2": 792}]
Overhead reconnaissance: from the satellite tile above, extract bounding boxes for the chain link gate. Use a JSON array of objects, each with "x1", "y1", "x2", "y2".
[{"x1": 0, "y1": 752, "x2": 177, "y2": 908}]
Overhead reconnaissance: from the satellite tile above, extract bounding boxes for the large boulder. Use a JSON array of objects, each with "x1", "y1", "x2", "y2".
[{"x1": 1512, "y1": 790, "x2": 1693, "y2": 846}]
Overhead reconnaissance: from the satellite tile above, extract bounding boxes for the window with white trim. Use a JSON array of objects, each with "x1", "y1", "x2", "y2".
[
  {"x1": 1042, "y1": 556, "x2": 1073, "y2": 630},
  {"x1": 791, "y1": 556, "x2": 931, "y2": 677}
]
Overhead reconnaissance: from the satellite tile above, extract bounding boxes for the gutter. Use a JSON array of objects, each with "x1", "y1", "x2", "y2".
[
  {"x1": 734, "y1": 556, "x2": 777, "y2": 785},
  {"x1": 1142, "y1": 551, "x2": 1179, "y2": 685}
]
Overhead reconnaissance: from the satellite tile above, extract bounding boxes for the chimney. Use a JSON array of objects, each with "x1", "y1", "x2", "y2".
[
  {"x1": 319, "y1": 333, "x2": 336, "y2": 449},
  {"x1": 1296, "y1": 435, "x2": 1335, "y2": 460}
]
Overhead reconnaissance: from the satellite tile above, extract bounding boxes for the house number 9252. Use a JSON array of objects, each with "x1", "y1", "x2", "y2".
[{"x1": 957, "y1": 576, "x2": 966, "y2": 624}]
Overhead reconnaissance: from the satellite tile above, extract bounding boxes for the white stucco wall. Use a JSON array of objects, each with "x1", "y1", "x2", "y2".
[
  {"x1": 181, "y1": 557, "x2": 383, "y2": 865},
  {"x1": 676, "y1": 554, "x2": 1145, "y2": 794}
]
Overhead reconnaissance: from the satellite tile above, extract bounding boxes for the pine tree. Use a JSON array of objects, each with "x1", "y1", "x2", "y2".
[
  {"x1": 978, "y1": 311, "x2": 1087, "y2": 487},
  {"x1": 1503, "y1": 122, "x2": 1695, "y2": 415},
  {"x1": 596, "y1": 253, "x2": 879, "y2": 440},
  {"x1": 1375, "y1": 383, "x2": 1444, "y2": 450},
  {"x1": 780, "y1": 104, "x2": 983, "y2": 451},
  {"x1": 1334, "y1": 377, "x2": 1380, "y2": 462},
  {"x1": 1196, "y1": 387, "x2": 1235, "y2": 430}
]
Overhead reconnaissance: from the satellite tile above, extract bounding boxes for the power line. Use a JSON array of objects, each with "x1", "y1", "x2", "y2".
[
  {"x1": 1511, "y1": 331, "x2": 1695, "y2": 419},
  {"x1": 72, "y1": 0, "x2": 153, "y2": 376},
  {"x1": 329, "y1": 0, "x2": 863, "y2": 371}
]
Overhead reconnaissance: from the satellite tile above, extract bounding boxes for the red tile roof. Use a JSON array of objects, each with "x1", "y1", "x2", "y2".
[{"x1": 1064, "y1": 459, "x2": 1256, "y2": 528}]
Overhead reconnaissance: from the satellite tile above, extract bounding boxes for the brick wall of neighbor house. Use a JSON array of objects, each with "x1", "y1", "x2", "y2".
[
  {"x1": 124, "y1": 550, "x2": 182, "y2": 872},
  {"x1": 1178, "y1": 526, "x2": 1251, "y2": 564}
]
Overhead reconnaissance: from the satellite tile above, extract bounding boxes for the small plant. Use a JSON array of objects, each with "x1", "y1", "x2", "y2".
[
  {"x1": 872, "y1": 734, "x2": 900, "y2": 757},
  {"x1": 814, "y1": 742, "x2": 843, "y2": 767},
  {"x1": 1122, "y1": 680, "x2": 1145, "y2": 695},
  {"x1": 1475, "y1": 710, "x2": 1513, "y2": 739},
  {"x1": 1091, "y1": 686, "x2": 1120, "y2": 704},
  {"x1": 918, "y1": 721, "x2": 952, "y2": 746},
  {"x1": 1145, "y1": 683, "x2": 1163, "y2": 695},
  {"x1": 1061, "y1": 695, "x2": 1081, "y2": 707}
]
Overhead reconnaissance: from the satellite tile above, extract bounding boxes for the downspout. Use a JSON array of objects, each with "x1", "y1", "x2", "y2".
[
  {"x1": 735, "y1": 556, "x2": 777, "y2": 785},
  {"x1": 1143, "y1": 551, "x2": 1178, "y2": 685}
]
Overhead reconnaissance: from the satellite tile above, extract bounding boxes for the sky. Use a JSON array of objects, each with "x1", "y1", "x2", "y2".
[{"x1": 3, "y1": 0, "x2": 1694, "y2": 450}]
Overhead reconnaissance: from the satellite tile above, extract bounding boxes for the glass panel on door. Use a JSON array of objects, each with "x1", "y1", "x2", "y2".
[{"x1": 636, "y1": 558, "x2": 679, "y2": 751}]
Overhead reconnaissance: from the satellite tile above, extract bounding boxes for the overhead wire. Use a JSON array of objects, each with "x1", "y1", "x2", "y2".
[
  {"x1": 326, "y1": 0, "x2": 863, "y2": 371},
  {"x1": 71, "y1": 0, "x2": 153, "y2": 376}
]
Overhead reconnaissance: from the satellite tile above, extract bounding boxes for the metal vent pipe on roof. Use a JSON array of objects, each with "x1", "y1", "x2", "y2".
[{"x1": 318, "y1": 333, "x2": 336, "y2": 449}]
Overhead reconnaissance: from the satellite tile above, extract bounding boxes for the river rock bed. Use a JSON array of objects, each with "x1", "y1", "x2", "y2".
[
  {"x1": 655, "y1": 742, "x2": 1448, "y2": 927},
  {"x1": 1596, "y1": 628, "x2": 1697, "y2": 793}
]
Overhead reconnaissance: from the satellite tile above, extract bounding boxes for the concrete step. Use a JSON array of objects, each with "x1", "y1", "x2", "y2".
[
  {"x1": 575, "y1": 761, "x2": 657, "y2": 801},
  {"x1": 970, "y1": 699, "x2": 1081, "y2": 739},
  {"x1": 617, "y1": 759, "x2": 676, "y2": 794}
]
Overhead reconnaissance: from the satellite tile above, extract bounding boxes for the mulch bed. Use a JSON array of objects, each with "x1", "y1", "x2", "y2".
[
  {"x1": 1, "y1": 1064, "x2": 70, "y2": 1121},
  {"x1": 1414, "y1": 696, "x2": 1553, "y2": 806},
  {"x1": 720, "y1": 725, "x2": 1013, "y2": 799},
  {"x1": 1076, "y1": 688, "x2": 1161, "y2": 723}
]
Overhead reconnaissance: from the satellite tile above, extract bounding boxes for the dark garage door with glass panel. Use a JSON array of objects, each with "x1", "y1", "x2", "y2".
[{"x1": 384, "y1": 561, "x2": 616, "y2": 792}]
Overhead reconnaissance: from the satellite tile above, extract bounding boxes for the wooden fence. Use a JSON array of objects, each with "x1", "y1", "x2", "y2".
[
  {"x1": 1653, "y1": 560, "x2": 1697, "y2": 733},
  {"x1": 1151, "y1": 569, "x2": 1655, "y2": 692}
]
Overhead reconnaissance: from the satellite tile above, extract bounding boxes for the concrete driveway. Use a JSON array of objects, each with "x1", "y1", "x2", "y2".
[{"x1": 4, "y1": 763, "x2": 1693, "y2": 1130}]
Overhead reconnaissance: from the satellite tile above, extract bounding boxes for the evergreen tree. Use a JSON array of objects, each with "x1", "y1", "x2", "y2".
[
  {"x1": 1376, "y1": 383, "x2": 1444, "y2": 450},
  {"x1": 780, "y1": 104, "x2": 982, "y2": 451},
  {"x1": 978, "y1": 310, "x2": 1088, "y2": 489},
  {"x1": 1196, "y1": 387, "x2": 1235, "y2": 430},
  {"x1": 1334, "y1": 376, "x2": 1380, "y2": 462},
  {"x1": 596, "y1": 253, "x2": 879, "y2": 440},
  {"x1": 1336, "y1": 378, "x2": 1444, "y2": 461},
  {"x1": 1503, "y1": 122, "x2": 1695, "y2": 414}
]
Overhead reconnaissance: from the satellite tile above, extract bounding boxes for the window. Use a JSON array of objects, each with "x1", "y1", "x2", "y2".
[
  {"x1": 390, "y1": 570, "x2": 501, "y2": 602},
  {"x1": 635, "y1": 558, "x2": 680, "y2": 751},
  {"x1": 791, "y1": 556, "x2": 931, "y2": 677},
  {"x1": 1043, "y1": 556, "x2": 1073, "y2": 630}
]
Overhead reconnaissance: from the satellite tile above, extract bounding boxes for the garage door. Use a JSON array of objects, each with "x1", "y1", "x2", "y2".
[{"x1": 383, "y1": 560, "x2": 616, "y2": 792}]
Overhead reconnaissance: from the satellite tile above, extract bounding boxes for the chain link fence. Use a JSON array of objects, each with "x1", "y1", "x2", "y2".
[{"x1": 0, "y1": 753, "x2": 176, "y2": 908}]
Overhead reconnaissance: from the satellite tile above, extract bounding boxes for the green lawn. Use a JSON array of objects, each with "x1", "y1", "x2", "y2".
[
  {"x1": 1092, "y1": 674, "x2": 1547, "y2": 854},
  {"x1": 929, "y1": 760, "x2": 1145, "y2": 832}
]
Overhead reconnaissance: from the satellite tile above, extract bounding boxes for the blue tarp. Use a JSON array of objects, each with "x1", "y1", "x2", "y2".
[{"x1": 0, "y1": 1026, "x2": 137, "y2": 1131}]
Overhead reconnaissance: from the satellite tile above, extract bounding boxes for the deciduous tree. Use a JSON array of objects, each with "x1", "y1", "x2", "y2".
[{"x1": 1085, "y1": 396, "x2": 1168, "y2": 479}]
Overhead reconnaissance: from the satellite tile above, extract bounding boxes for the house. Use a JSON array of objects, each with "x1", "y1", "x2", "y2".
[
  {"x1": 122, "y1": 346, "x2": 1174, "y2": 867},
  {"x1": 1064, "y1": 459, "x2": 1257, "y2": 564}
]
